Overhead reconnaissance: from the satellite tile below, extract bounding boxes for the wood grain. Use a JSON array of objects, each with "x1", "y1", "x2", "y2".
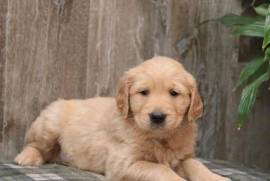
[{"x1": 0, "y1": 0, "x2": 8, "y2": 148}]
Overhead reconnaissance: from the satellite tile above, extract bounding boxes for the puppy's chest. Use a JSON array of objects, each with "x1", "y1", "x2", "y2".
[{"x1": 143, "y1": 140, "x2": 191, "y2": 170}]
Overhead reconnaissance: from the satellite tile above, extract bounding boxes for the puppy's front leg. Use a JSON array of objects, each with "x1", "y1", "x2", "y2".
[
  {"x1": 122, "y1": 161, "x2": 186, "y2": 181},
  {"x1": 183, "y1": 158, "x2": 231, "y2": 181}
]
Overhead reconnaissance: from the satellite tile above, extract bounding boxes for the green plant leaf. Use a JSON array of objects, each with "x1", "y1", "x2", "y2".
[
  {"x1": 262, "y1": 5, "x2": 270, "y2": 49},
  {"x1": 217, "y1": 14, "x2": 265, "y2": 38},
  {"x1": 265, "y1": 47, "x2": 270, "y2": 59},
  {"x1": 233, "y1": 20, "x2": 265, "y2": 37},
  {"x1": 217, "y1": 14, "x2": 263, "y2": 27},
  {"x1": 252, "y1": 0, "x2": 257, "y2": 6},
  {"x1": 217, "y1": 5, "x2": 270, "y2": 128},
  {"x1": 237, "y1": 70, "x2": 270, "y2": 128},
  {"x1": 235, "y1": 56, "x2": 265, "y2": 89},
  {"x1": 254, "y1": 4, "x2": 268, "y2": 17}
]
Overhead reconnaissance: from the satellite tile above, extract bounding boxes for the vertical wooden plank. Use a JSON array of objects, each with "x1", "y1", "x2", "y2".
[
  {"x1": 184, "y1": 0, "x2": 242, "y2": 159},
  {"x1": 2, "y1": 0, "x2": 90, "y2": 159},
  {"x1": 0, "y1": 0, "x2": 8, "y2": 149},
  {"x1": 86, "y1": 0, "x2": 155, "y2": 97},
  {"x1": 3, "y1": 0, "x2": 36, "y2": 157}
]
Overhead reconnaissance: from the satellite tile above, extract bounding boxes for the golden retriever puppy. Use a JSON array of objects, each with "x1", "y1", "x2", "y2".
[{"x1": 15, "y1": 57, "x2": 230, "y2": 181}]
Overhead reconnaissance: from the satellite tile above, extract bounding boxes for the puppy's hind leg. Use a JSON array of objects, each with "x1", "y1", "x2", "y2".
[{"x1": 15, "y1": 100, "x2": 66, "y2": 166}]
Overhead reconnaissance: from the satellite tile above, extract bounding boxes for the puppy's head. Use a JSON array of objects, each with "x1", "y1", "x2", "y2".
[{"x1": 116, "y1": 57, "x2": 203, "y2": 134}]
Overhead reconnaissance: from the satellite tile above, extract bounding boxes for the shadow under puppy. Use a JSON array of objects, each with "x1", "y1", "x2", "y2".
[{"x1": 15, "y1": 57, "x2": 230, "y2": 181}]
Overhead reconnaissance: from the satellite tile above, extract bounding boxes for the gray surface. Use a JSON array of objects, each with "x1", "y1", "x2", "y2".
[
  {"x1": 1, "y1": 159, "x2": 269, "y2": 181},
  {"x1": 0, "y1": 162, "x2": 104, "y2": 181},
  {"x1": 202, "y1": 159, "x2": 270, "y2": 181},
  {"x1": 0, "y1": 0, "x2": 270, "y2": 170}
]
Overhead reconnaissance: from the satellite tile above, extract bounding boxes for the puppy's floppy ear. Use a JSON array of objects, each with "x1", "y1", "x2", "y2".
[
  {"x1": 187, "y1": 76, "x2": 203, "y2": 122},
  {"x1": 116, "y1": 72, "x2": 131, "y2": 120}
]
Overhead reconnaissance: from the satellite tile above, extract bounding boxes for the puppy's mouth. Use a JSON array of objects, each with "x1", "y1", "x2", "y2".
[
  {"x1": 150, "y1": 121, "x2": 165, "y2": 129},
  {"x1": 149, "y1": 116, "x2": 183, "y2": 132},
  {"x1": 134, "y1": 113, "x2": 180, "y2": 133}
]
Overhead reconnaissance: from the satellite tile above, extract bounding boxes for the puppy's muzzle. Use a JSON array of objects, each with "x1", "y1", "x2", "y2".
[{"x1": 149, "y1": 111, "x2": 167, "y2": 125}]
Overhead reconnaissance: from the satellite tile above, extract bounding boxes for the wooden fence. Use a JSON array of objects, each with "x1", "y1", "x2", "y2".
[{"x1": 0, "y1": 0, "x2": 269, "y2": 170}]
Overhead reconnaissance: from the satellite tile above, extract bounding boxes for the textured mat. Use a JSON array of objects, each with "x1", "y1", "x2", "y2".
[
  {"x1": 0, "y1": 159, "x2": 269, "y2": 181},
  {"x1": 0, "y1": 162, "x2": 104, "y2": 181},
  {"x1": 203, "y1": 159, "x2": 270, "y2": 181}
]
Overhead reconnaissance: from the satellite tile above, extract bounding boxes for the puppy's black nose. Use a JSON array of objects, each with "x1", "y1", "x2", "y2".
[{"x1": 149, "y1": 111, "x2": 166, "y2": 124}]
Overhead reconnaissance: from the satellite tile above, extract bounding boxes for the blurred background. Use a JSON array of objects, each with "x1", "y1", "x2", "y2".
[{"x1": 0, "y1": 0, "x2": 269, "y2": 171}]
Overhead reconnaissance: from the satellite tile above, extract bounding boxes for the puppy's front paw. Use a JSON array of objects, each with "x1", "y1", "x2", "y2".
[
  {"x1": 220, "y1": 178, "x2": 231, "y2": 181},
  {"x1": 14, "y1": 146, "x2": 44, "y2": 166},
  {"x1": 217, "y1": 177, "x2": 231, "y2": 181},
  {"x1": 212, "y1": 174, "x2": 231, "y2": 181}
]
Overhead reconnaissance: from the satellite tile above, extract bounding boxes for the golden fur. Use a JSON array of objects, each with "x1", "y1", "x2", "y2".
[{"x1": 15, "y1": 57, "x2": 230, "y2": 181}]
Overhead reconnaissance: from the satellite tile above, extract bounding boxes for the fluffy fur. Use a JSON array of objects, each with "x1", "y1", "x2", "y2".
[{"x1": 15, "y1": 57, "x2": 230, "y2": 181}]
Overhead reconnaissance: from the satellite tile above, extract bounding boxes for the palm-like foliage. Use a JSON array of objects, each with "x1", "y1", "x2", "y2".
[{"x1": 218, "y1": 3, "x2": 270, "y2": 128}]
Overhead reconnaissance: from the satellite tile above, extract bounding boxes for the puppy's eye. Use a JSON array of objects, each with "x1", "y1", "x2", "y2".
[
  {"x1": 139, "y1": 90, "x2": 149, "y2": 96},
  {"x1": 170, "y1": 90, "x2": 179, "y2": 97}
]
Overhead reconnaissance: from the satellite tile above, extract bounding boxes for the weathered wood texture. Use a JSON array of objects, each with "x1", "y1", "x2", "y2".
[
  {"x1": 0, "y1": 0, "x2": 8, "y2": 152},
  {"x1": 0, "y1": 0, "x2": 269, "y2": 170}
]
